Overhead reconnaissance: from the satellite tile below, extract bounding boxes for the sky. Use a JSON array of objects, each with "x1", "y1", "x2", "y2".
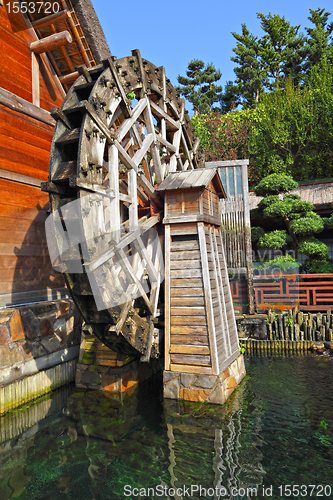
[{"x1": 90, "y1": 0, "x2": 331, "y2": 113}]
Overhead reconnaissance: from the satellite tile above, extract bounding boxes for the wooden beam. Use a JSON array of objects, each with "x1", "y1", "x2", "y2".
[
  {"x1": 128, "y1": 169, "x2": 138, "y2": 231},
  {"x1": 149, "y1": 100, "x2": 180, "y2": 131},
  {"x1": 114, "y1": 98, "x2": 147, "y2": 143},
  {"x1": 0, "y1": 87, "x2": 55, "y2": 126},
  {"x1": 30, "y1": 31, "x2": 72, "y2": 54},
  {"x1": 144, "y1": 99, "x2": 163, "y2": 184},
  {"x1": 68, "y1": 178, "x2": 115, "y2": 198},
  {"x1": 113, "y1": 140, "x2": 138, "y2": 173},
  {"x1": 63, "y1": 6, "x2": 93, "y2": 68},
  {"x1": 0, "y1": 169, "x2": 42, "y2": 187},
  {"x1": 86, "y1": 215, "x2": 160, "y2": 272},
  {"x1": 131, "y1": 49, "x2": 147, "y2": 96},
  {"x1": 59, "y1": 71, "x2": 80, "y2": 84},
  {"x1": 116, "y1": 248, "x2": 153, "y2": 314},
  {"x1": 137, "y1": 173, "x2": 163, "y2": 208},
  {"x1": 103, "y1": 58, "x2": 131, "y2": 118},
  {"x1": 205, "y1": 160, "x2": 250, "y2": 167},
  {"x1": 132, "y1": 134, "x2": 154, "y2": 166},
  {"x1": 109, "y1": 145, "x2": 120, "y2": 242},
  {"x1": 32, "y1": 10, "x2": 68, "y2": 29}
]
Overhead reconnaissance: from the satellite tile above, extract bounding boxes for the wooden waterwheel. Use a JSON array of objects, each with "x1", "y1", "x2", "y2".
[{"x1": 44, "y1": 51, "x2": 203, "y2": 360}]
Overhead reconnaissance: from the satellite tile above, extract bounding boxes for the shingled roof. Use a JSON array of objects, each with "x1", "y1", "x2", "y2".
[{"x1": 156, "y1": 168, "x2": 226, "y2": 198}]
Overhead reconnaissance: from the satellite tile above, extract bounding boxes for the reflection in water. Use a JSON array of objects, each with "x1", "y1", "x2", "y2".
[{"x1": 0, "y1": 355, "x2": 333, "y2": 499}]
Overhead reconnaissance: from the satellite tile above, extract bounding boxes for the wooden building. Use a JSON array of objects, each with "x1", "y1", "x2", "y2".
[
  {"x1": 0, "y1": 1, "x2": 113, "y2": 411},
  {"x1": 157, "y1": 169, "x2": 246, "y2": 404},
  {"x1": 0, "y1": 0, "x2": 110, "y2": 307}
]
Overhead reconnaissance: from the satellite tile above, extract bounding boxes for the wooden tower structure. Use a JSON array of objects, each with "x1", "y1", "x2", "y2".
[{"x1": 157, "y1": 169, "x2": 245, "y2": 404}]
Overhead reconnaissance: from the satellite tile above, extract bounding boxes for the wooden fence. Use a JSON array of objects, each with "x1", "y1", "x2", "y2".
[
  {"x1": 230, "y1": 274, "x2": 333, "y2": 312},
  {"x1": 205, "y1": 160, "x2": 254, "y2": 313}
]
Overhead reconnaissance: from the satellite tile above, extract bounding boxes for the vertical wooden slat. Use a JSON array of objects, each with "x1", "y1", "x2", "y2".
[
  {"x1": 32, "y1": 53, "x2": 40, "y2": 107},
  {"x1": 128, "y1": 168, "x2": 138, "y2": 231},
  {"x1": 198, "y1": 222, "x2": 219, "y2": 374},
  {"x1": 165, "y1": 224, "x2": 171, "y2": 370},
  {"x1": 212, "y1": 227, "x2": 232, "y2": 359},
  {"x1": 218, "y1": 229, "x2": 239, "y2": 348},
  {"x1": 242, "y1": 163, "x2": 255, "y2": 313}
]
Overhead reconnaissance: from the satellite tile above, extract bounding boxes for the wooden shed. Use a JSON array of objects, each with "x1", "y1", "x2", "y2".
[{"x1": 157, "y1": 169, "x2": 245, "y2": 404}]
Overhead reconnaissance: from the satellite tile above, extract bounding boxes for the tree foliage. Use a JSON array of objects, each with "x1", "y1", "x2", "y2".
[
  {"x1": 247, "y1": 61, "x2": 333, "y2": 183},
  {"x1": 191, "y1": 109, "x2": 252, "y2": 161},
  {"x1": 176, "y1": 60, "x2": 223, "y2": 115},
  {"x1": 231, "y1": 12, "x2": 306, "y2": 107},
  {"x1": 303, "y1": 8, "x2": 333, "y2": 72},
  {"x1": 230, "y1": 8, "x2": 332, "y2": 107}
]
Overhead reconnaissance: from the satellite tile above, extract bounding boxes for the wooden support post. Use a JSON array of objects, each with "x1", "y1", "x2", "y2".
[
  {"x1": 164, "y1": 225, "x2": 171, "y2": 370},
  {"x1": 109, "y1": 145, "x2": 120, "y2": 242},
  {"x1": 242, "y1": 163, "x2": 254, "y2": 314},
  {"x1": 31, "y1": 53, "x2": 40, "y2": 107},
  {"x1": 30, "y1": 31, "x2": 72, "y2": 54}
]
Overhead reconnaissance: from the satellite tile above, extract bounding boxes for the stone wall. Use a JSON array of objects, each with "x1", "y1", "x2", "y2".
[
  {"x1": 0, "y1": 300, "x2": 81, "y2": 413},
  {"x1": 163, "y1": 354, "x2": 246, "y2": 405}
]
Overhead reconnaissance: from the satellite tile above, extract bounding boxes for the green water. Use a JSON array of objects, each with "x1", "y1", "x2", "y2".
[{"x1": 1, "y1": 355, "x2": 333, "y2": 500}]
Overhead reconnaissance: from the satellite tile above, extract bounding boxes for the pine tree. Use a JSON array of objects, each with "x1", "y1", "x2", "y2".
[
  {"x1": 231, "y1": 24, "x2": 266, "y2": 108},
  {"x1": 176, "y1": 59, "x2": 223, "y2": 115},
  {"x1": 304, "y1": 8, "x2": 333, "y2": 72},
  {"x1": 231, "y1": 12, "x2": 307, "y2": 106},
  {"x1": 257, "y1": 12, "x2": 306, "y2": 89}
]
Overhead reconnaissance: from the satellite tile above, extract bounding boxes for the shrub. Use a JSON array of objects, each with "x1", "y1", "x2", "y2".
[
  {"x1": 258, "y1": 230, "x2": 290, "y2": 249},
  {"x1": 298, "y1": 239, "x2": 328, "y2": 259},
  {"x1": 254, "y1": 173, "x2": 298, "y2": 196}
]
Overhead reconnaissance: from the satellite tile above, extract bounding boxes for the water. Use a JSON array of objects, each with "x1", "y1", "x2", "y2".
[{"x1": 1, "y1": 354, "x2": 333, "y2": 500}]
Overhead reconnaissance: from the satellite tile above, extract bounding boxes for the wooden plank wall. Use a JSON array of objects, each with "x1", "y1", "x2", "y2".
[
  {"x1": 168, "y1": 226, "x2": 213, "y2": 374},
  {"x1": 166, "y1": 188, "x2": 201, "y2": 218},
  {"x1": 0, "y1": 7, "x2": 66, "y2": 305},
  {"x1": 202, "y1": 181, "x2": 219, "y2": 219}
]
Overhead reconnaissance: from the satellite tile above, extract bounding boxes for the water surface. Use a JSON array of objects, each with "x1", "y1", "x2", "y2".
[{"x1": 0, "y1": 354, "x2": 332, "y2": 499}]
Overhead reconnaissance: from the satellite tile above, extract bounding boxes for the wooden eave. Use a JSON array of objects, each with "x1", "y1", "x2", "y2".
[{"x1": 26, "y1": 0, "x2": 99, "y2": 92}]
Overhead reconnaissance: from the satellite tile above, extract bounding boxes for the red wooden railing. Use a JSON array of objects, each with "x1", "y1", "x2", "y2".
[{"x1": 230, "y1": 274, "x2": 333, "y2": 312}]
